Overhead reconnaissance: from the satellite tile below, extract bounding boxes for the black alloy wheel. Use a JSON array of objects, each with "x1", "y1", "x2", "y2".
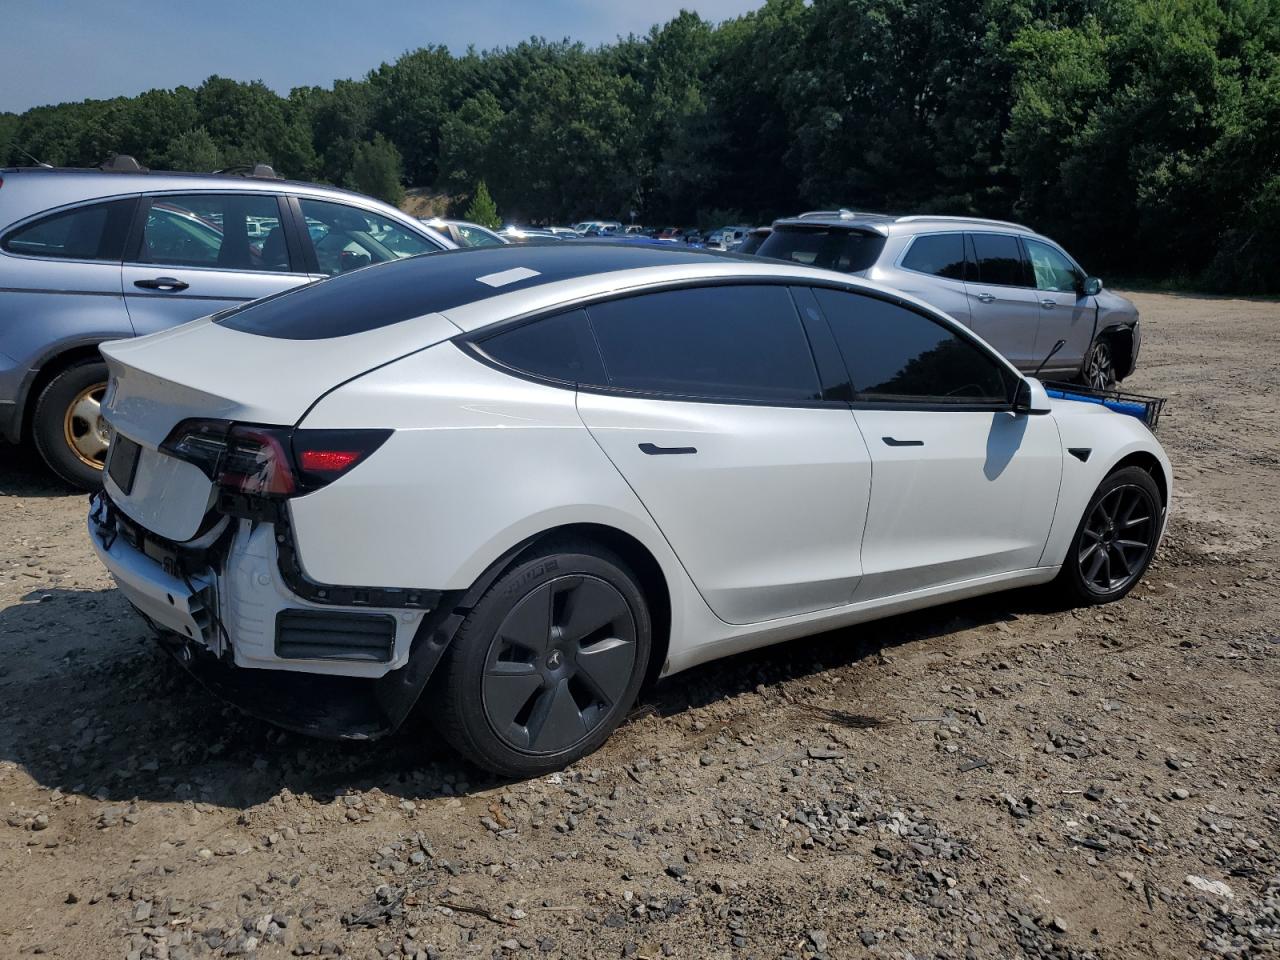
[
  {"x1": 1059, "y1": 466, "x2": 1162, "y2": 604},
  {"x1": 434, "y1": 541, "x2": 651, "y2": 778},
  {"x1": 482, "y1": 575, "x2": 638, "y2": 754}
]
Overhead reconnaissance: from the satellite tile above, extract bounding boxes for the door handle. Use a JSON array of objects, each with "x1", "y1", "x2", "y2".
[
  {"x1": 882, "y1": 436, "x2": 924, "y2": 447},
  {"x1": 638, "y1": 442, "x2": 697, "y2": 456},
  {"x1": 133, "y1": 277, "x2": 190, "y2": 291},
  {"x1": 1040, "y1": 298, "x2": 1056, "y2": 309},
  {"x1": 975, "y1": 292, "x2": 996, "y2": 303}
]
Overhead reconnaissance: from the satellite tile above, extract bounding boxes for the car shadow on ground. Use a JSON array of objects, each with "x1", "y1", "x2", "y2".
[
  {"x1": 0, "y1": 575, "x2": 1071, "y2": 811},
  {"x1": 0, "y1": 443, "x2": 79, "y2": 498}
]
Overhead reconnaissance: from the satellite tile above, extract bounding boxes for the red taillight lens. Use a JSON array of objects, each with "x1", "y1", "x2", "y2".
[
  {"x1": 161, "y1": 421, "x2": 390, "y2": 495},
  {"x1": 292, "y1": 429, "x2": 391, "y2": 487}
]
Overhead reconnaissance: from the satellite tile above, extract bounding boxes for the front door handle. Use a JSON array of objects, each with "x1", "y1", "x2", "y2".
[
  {"x1": 882, "y1": 436, "x2": 924, "y2": 447},
  {"x1": 1041, "y1": 298, "x2": 1056, "y2": 309},
  {"x1": 975, "y1": 292, "x2": 996, "y2": 303},
  {"x1": 134, "y1": 277, "x2": 190, "y2": 291},
  {"x1": 638, "y1": 442, "x2": 697, "y2": 456}
]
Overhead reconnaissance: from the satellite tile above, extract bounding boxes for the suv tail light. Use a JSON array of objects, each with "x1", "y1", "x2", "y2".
[{"x1": 161, "y1": 420, "x2": 390, "y2": 495}]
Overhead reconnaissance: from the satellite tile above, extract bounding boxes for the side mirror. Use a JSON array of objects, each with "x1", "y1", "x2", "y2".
[
  {"x1": 1013, "y1": 377, "x2": 1053, "y2": 415},
  {"x1": 1082, "y1": 276, "x2": 1103, "y2": 296}
]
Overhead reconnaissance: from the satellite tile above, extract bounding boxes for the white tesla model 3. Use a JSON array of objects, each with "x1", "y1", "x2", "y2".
[{"x1": 88, "y1": 244, "x2": 1171, "y2": 776}]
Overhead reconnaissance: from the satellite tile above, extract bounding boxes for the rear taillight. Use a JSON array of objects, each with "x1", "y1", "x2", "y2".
[{"x1": 161, "y1": 420, "x2": 389, "y2": 495}]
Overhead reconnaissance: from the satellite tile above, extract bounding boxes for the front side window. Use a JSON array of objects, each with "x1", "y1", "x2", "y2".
[
  {"x1": 968, "y1": 232, "x2": 1026, "y2": 287},
  {"x1": 477, "y1": 310, "x2": 607, "y2": 385},
  {"x1": 137, "y1": 194, "x2": 292, "y2": 272},
  {"x1": 1024, "y1": 238, "x2": 1083, "y2": 293},
  {"x1": 2, "y1": 198, "x2": 135, "y2": 261},
  {"x1": 300, "y1": 199, "x2": 436, "y2": 275},
  {"x1": 813, "y1": 288, "x2": 1011, "y2": 403},
  {"x1": 901, "y1": 233, "x2": 966, "y2": 280},
  {"x1": 586, "y1": 285, "x2": 821, "y2": 403},
  {"x1": 756, "y1": 226, "x2": 887, "y2": 273}
]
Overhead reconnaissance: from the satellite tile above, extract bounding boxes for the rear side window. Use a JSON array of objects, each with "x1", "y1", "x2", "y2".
[
  {"x1": 2, "y1": 198, "x2": 135, "y2": 261},
  {"x1": 968, "y1": 233, "x2": 1027, "y2": 287},
  {"x1": 756, "y1": 226, "x2": 887, "y2": 273},
  {"x1": 901, "y1": 233, "x2": 966, "y2": 280},
  {"x1": 477, "y1": 310, "x2": 607, "y2": 386},
  {"x1": 812, "y1": 288, "x2": 1011, "y2": 404},
  {"x1": 586, "y1": 285, "x2": 821, "y2": 403},
  {"x1": 136, "y1": 194, "x2": 293, "y2": 272}
]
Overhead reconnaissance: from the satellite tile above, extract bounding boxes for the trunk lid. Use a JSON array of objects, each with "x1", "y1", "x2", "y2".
[{"x1": 100, "y1": 312, "x2": 460, "y2": 542}]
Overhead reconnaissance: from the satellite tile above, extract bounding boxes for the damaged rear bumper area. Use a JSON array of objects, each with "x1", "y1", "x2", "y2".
[{"x1": 87, "y1": 490, "x2": 464, "y2": 740}]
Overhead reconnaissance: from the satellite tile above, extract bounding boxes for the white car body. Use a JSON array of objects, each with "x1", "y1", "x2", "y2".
[{"x1": 87, "y1": 244, "x2": 1171, "y2": 756}]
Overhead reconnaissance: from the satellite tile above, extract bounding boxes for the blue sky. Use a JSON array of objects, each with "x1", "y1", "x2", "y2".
[{"x1": 2, "y1": 0, "x2": 765, "y2": 114}]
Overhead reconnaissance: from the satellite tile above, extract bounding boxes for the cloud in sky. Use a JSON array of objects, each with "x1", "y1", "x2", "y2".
[{"x1": 2, "y1": 0, "x2": 765, "y2": 113}]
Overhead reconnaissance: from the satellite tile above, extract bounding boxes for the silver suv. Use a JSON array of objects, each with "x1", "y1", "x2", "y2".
[
  {"x1": 0, "y1": 159, "x2": 452, "y2": 487},
  {"x1": 756, "y1": 211, "x2": 1139, "y2": 388}
]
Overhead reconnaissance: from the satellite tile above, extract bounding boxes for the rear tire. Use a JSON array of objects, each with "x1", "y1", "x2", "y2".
[
  {"x1": 1057, "y1": 466, "x2": 1162, "y2": 605},
  {"x1": 434, "y1": 540, "x2": 652, "y2": 778},
  {"x1": 31, "y1": 359, "x2": 110, "y2": 490}
]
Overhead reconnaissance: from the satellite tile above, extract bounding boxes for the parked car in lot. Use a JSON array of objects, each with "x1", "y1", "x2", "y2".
[
  {"x1": 573, "y1": 220, "x2": 621, "y2": 236},
  {"x1": 756, "y1": 212, "x2": 1139, "y2": 388},
  {"x1": 705, "y1": 225, "x2": 751, "y2": 250},
  {"x1": 88, "y1": 243, "x2": 1170, "y2": 776},
  {"x1": 0, "y1": 160, "x2": 452, "y2": 488},
  {"x1": 420, "y1": 217, "x2": 506, "y2": 247},
  {"x1": 733, "y1": 226, "x2": 771, "y2": 254}
]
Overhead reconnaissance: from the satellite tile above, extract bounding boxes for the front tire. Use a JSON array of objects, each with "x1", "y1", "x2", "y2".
[
  {"x1": 434, "y1": 541, "x2": 652, "y2": 778},
  {"x1": 31, "y1": 359, "x2": 111, "y2": 490},
  {"x1": 1082, "y1": 337, "x2": 1117, "y2": 390},
  {"x1": 1057, "y1": 466, "x2": 1162, "y2": 605}
]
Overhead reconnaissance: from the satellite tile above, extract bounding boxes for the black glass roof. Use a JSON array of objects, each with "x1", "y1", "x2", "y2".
[{"x1": 217, "y1": 242, "x2": 742, "y2": 340}]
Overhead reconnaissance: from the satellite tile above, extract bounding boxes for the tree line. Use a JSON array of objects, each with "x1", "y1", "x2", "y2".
[{"x1": 2, "y1": 0, "x2": 1277, "y2": 292}]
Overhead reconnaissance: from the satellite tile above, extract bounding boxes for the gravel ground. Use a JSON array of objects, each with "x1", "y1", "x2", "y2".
[{"x1": 0, "y1": 290, "x2": 1277, "y2": 960}]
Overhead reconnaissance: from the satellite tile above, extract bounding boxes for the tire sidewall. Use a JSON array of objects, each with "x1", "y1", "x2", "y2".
[
  {"x1": 1062, "y1": 466, "x2": 1161, "y2": 604},
  {"x1": 440, "y1": 546, "x2": 652, "y2": 778},
  {"x1": 31, "y1": 359, "x2": 109, "y2": 490}
]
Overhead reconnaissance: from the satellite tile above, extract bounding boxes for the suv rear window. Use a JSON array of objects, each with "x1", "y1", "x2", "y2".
[
  {"x1": 2, "y1": 198, "x2": 135, "y2": 261},
  {"x1": 756, "y1": 226, "x2": 886, "y2": 273}
]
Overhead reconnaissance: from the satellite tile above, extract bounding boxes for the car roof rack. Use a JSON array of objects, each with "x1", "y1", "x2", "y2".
[
  {"x1": 213, "y1": 163, "x2": 283, "y2": 180},
  {"x1": 894, "y1": 214, "x2": 1033, "y2": 233},
  {"x1": 100, "y1": 154, "x2": 147, "y2": 173}
]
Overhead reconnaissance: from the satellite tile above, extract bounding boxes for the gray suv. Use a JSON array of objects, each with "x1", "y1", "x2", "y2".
[
  {"x1": 0, "y1": 160, "x2": 452, "y2": 487},
  {"x1": 756, "y1": 211, "x2": 1139, "y2": 388}
]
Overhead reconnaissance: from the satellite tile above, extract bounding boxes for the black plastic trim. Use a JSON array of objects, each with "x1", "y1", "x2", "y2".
[{"x1": 275, "y1": 608, "x2": 397, "y2": 662}]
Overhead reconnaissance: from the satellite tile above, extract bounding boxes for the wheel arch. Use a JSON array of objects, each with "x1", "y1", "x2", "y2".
[
  {"x1": 1108, "y1": 449, "x2": 1168, "y2": 510},
  {"x1": 467, "y1": 522, "x2": 673, "y2": 689},
  {"x1": 13, "y1": 340, "x2": 110, "y2": 443}
]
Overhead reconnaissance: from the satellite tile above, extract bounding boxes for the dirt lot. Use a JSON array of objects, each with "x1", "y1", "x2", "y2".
[{"x1": 0, "y1": 291, "x2": 1277, "y2": 960}]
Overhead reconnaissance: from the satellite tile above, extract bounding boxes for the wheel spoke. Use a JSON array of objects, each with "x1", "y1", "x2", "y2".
[
  {"x1": 1122, "y1": 514, "x2": 1150, "y2": 530},
  {"x1": 526, "y1": 678, "x2": 588, "y2": 752},
  {"x1": 1110, "y1": 544, "x2": 1132, "y2": 578},
  {"x1": 1098, "y1": 549, "x2": 1112, "y2": 587},
  {"x1": 497, "y1": 583, "x2": 553, "y2": 655},
  {"x1": 574, "y1": 636, "x2": 635, "y2": 707},
  {"x1": 74, "y1": 430, "x2": 109, "y2": 461},
  {"x1": 1085, "y1": 546, "x2": 1107, "y2": 584},
  {"x1": 558, "y1": 578, "x2": 627, "y2": 643},
  {"x1": 1081, "y1": 527, "x2": 1102, "y2": 542},
  {"x1": 482, "y1": 663, "x2": 544, "y2": 733},
  {"x1": 1079, "y1": 541, "x2": 1101, "y2": 564},
  {"x1": 70, "y1": 391, "x2": 102, "y2": 425},
  {"x1": 1115, "y1": 538, "x2": 1147, "y2": 550}
]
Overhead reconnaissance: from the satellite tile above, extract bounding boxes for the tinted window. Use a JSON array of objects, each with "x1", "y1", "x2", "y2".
[
  {"x1": 813, "y1": 288, "x2": 1010, "y2": 403},
  {"x1": 137, "y1": 194, "x2": 292, "y2": 271},
  {"x1": 1024, "y1": 238, "x2": 1082, "y2": 293},
  {"x1": 969, "y1": 233, "x2": 1026, "y2": 287},
  {"x1": 478, "y1": 310, "x2": 606, "y2": 385},
  {"x1": 2, "y1": 199, "x2": 134, "y2": 261},
  {"x1": 587, "y1": 285, "x2": 821, "y2": 403},
  {"x1": 901, "y1": 233, "x2": 966, "y2": 280},
  {"x1": 756, "y1": 226, "x2": 887, "y2": 273},
  {"x1": 300, "y1": 198, "x2": 436, "y2": 275},
  {"x1": 455, "y1": 224, "x2": 504, "y2": 247}
]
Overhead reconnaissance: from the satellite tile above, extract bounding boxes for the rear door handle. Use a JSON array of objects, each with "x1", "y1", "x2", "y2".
[
  {"x1": 882, "y1": 437, "x2": 924, "y2": 447},
  {"x1": 638, "y1": 442, "x2": 697, "y2": 456},
  {"x1": 975, "y1": 292, "x2": 996, "y2": 303},
  {"x1": 133, "y1": 277, "x2": 190, "y2": 291},
  {"x1": 1041, "y1": 298, "x2": 1056, "y2": 309}
]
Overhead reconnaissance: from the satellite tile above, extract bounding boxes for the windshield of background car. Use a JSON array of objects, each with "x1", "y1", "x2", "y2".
[{"x1": 756, "y1": 225, "x2": 887, "y2": 273}]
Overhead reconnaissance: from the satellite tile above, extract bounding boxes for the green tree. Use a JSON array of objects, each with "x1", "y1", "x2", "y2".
[
  {"x1": 347, "y1": 133, "x2": 405, "y2": 205},
  {"x1": 464, "y1": 180, "x2": 501, "y2": 228},
  {"x1": 158, "y1": 127, "x2": 220, "y2": 171}
]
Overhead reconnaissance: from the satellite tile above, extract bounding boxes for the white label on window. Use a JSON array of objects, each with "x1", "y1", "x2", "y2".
[{"x1": 476, "y1": 266, "x2": 541, "y2": 287}]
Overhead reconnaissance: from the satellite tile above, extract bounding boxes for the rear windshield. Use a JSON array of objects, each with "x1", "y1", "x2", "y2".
[{"x1": 756, "y1": 225, "x2": 886, "y2": 273}]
